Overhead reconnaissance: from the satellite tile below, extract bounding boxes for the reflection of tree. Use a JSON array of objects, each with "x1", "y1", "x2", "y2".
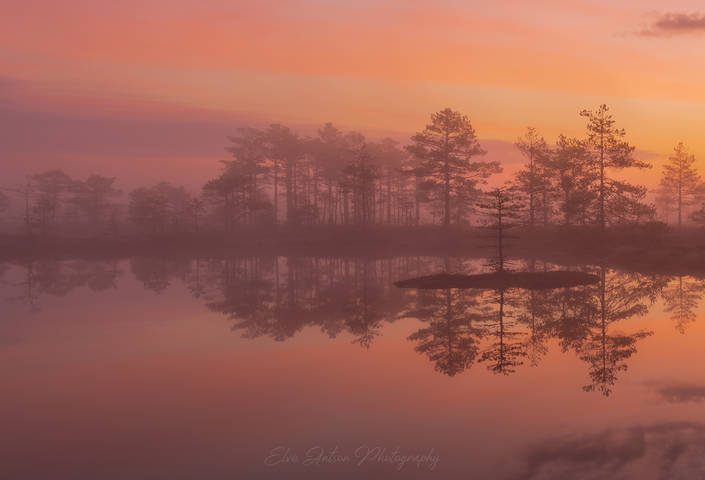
[
  {"x1": 479, "y1": 288, "x2": 527, "y2": 375},
  {"x1": 407, "y1": 288, "x2": 483, "y2": 376},
  {"x1": 578, "y1": 267, "x2": 662, "y2": 396},
  {"x1": 340, "y1": 261, "x2": 384, "y2": 348},
  {"x1": 405, "y1": 284, "x2": 530, "y2": 377},
  {"x1": 516, "y1": 260, "x2": 552, "y2": 366},
  {"x1": 10, "y1": 260, "x2": 40, "y2": 312},
  {"x1": 661, "y1": 276, "x2": 704, "y2": 334},
  {"x1": 400, "y1": 263, "x2": 665, "y2": 394},
  {"x1": 516, "y1": 288, "x2": 551, "y2": 366},
  {"x1": 9, "y1": 259, "x2": 122, "y2": 311},
  {"x1": 130, "y1": 256, "x2": 190, "y2": 294},
  {"x1": 202, "y1": 257, "x2": 418, "y2": 346},
  {"x1": 206, "y1": 257, "x2": 282, "y2": 337},
  {"x1": 68, "y1": 260, "x2": 121, "y2": 292},
  {"x1": 546, "y1": 285, "x2": 596, "y2": 355}
]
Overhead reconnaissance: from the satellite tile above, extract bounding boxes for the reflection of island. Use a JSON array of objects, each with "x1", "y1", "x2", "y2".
[{"x1": 398, "y1": 263, "x2": 665, "y2": 396}]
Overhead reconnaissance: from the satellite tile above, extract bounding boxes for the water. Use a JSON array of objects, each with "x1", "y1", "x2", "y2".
[{"x1": 1, "y1": 256, "x2": 705, "y2": 479}]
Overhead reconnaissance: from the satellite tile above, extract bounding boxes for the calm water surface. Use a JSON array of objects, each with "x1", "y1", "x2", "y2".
[{"x1": 1, "y1": 256, "x2": 705, "y2": 479}]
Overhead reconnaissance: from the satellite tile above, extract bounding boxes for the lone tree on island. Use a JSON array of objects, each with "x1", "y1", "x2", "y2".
[{"x1": 476, "y1": 186, "x2": 523, "y2": 273}]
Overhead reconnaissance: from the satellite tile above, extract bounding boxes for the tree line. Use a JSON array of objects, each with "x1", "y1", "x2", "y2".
[{"x1": 3, "y1": 104, "x2": 705, "y2": 235}]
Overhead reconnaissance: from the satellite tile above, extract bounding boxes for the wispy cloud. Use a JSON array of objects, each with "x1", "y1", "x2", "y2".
[{"x1": 638, "y1": 12, "x2": 705, "y2": 37}]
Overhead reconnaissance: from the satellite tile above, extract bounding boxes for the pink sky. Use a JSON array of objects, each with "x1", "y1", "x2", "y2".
[{"x1": 3, "y1": 0, "x2": 705, "y2": 189}]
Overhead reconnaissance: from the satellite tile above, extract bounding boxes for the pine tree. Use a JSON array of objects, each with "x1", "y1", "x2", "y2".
[
  {"x1": 408, "y1": 108, "x2": 498, "y2": 228},
  {"x1": 658, "y1": 142, "x2": 703, "y2": 227},
  {"x1": 580, "y1": 105, "x2": 650, "y2": 230},
  {"x1": 476, "y1": 186, "x2": 524, "y2": 273},
  {"x1": 515, "y1": 127, "x2": 550, "y2": 229}
]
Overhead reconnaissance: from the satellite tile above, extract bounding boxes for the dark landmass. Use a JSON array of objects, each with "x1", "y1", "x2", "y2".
[{"x1": 394, "y1": 271, "x2": 600, "y2": 290}]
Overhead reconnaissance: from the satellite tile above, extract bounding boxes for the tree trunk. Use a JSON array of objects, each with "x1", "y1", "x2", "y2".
[
  {"x1": 443, "y1": 161, "x2": 451, "y2": 229},
  {"x1": 529, "y1": 152, "x2": 535, "y2": 230},
  {"x1": 273, "y1": 160, "x2": 279, "y2": 225},
  {"x1": 599, "y1": 135, "x2": 606, "y2": 231},
  {"x1": 497, "y1": 199, "x2": 504, "y2": 272}
]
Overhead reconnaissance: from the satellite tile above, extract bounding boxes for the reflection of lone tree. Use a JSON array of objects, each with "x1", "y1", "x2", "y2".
[
  {"x1": 479, "y1": 288, "x2": 527, "y2": 375},
  {"x1": 661, "y1": 276, "x2": 704, "y2": 334},
  {"x1": 477, "y1": 186, "x2": 523, "y2": 272}
]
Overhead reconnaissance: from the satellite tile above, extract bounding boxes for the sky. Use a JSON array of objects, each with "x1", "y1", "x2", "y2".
[{"x1": 2, "y1": 0, "x2": 705, "y2": 190}]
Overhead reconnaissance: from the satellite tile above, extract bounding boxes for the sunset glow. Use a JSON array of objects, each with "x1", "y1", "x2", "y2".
[
  {"x1": 4, "y1": 0, "x2": 705, "y2": 186},
  {"x1": 5, "y1": 4, "x2": 705, "y2": 479}
]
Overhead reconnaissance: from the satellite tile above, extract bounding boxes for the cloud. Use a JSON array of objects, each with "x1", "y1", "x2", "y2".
[
  {"x1": 511, "y1": 423, "x2": 705, "y2": 480},
  {"x1": 638, "y1": 12, "x2": 705, "y2": 37}
]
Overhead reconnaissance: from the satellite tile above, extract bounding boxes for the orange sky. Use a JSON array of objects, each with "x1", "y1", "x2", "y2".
[{"x1": 2, "y1": 0, "x2": 705, "y2": 188}]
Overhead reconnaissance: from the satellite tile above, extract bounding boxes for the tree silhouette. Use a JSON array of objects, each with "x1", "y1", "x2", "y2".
[
  {"x1": 226, "y1": 127, "x2": 270, "y2": 225},
  {"x1": 69, "y1": 175, "x2": 122, "y2": 230},
  {"x1": 580, "y1": 105, "x2": 650, "y2": 230},
  {"x1": 515, "y1": 127, "x2": 550, "y2": 229},
  {"x1": 544, "y1": 135, "x2": 595, "y2": 226},
  {"x1": 264, "y1": 124, "x2": 306, "y2": 225},
  {"x1": 476, "y1": 186, "x2": 523, "y2": 272},
  {"x1": 658, "y1": 142, "x2": 702, "y2": 227},
  {"x1": 29, "y1": 170, "x2": 73, "y2": 233},
  {"x1": 128, "y1": 185, "x2": 172, "y2": 233},
  {"x1": 202, "y1": 168, "x2": 251, "y2": 232},
  {"x1": 407, "y1": 108, "x2": 498, "y2": 229},
  {"x1": 367, "y1": 139, "x2": 408, "y2": 225},
  {"x1": 340, "y1": 144, "x2": 380, "y2": 226}
]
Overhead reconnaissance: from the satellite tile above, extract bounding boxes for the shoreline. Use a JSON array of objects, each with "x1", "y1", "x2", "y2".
[{"x1": 1, "y1": 225, "x2": 704, "y2": 276}]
